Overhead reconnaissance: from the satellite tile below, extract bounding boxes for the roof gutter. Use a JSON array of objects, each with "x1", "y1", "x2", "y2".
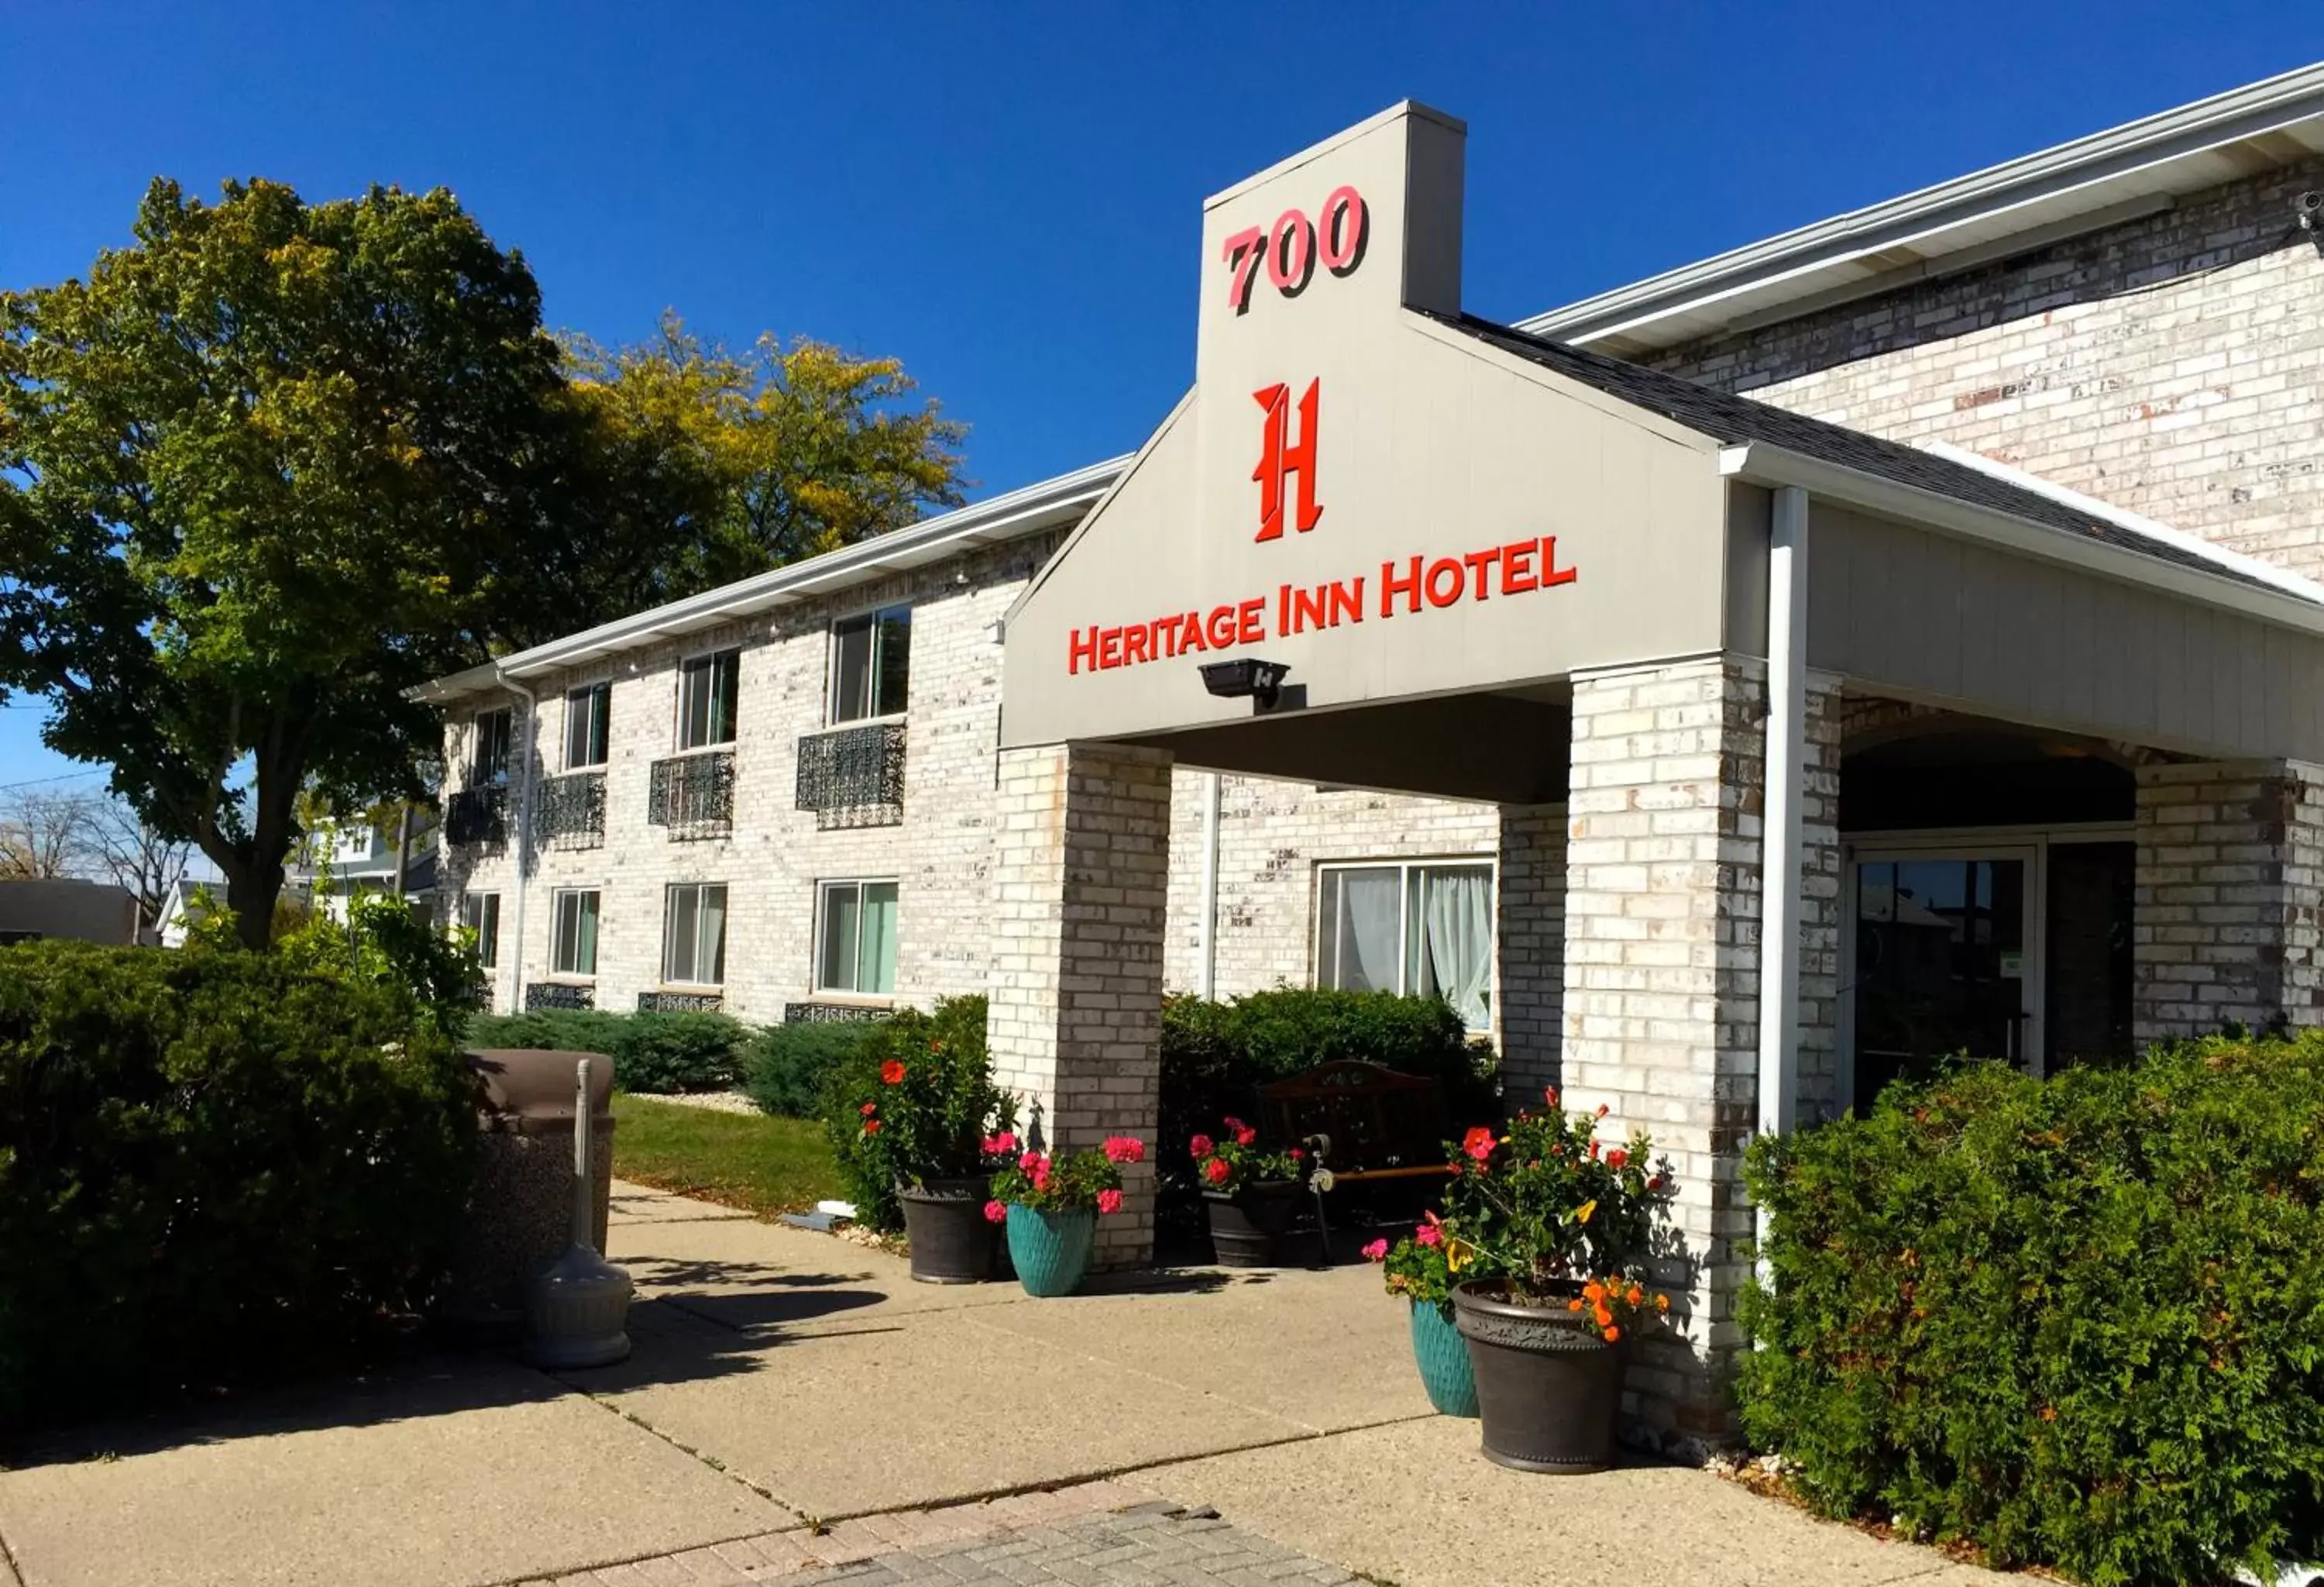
[
  {"x1": 1717, "y1": 441, "x2": 2324, "y2": 639},
  {"x1": 411, "y1": 455, "x2": 1131, "y2": 704},
  {"x1": 1522, "y1": 62, "x2": 2324, "y2": 348}
]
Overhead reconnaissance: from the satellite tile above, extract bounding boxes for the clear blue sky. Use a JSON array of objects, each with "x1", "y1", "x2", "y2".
[{"x1": 2, "y1": 1, "x2": 2313, "y2": 790}]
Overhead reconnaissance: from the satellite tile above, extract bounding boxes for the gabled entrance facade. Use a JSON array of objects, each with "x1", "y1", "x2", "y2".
[{"x1": 989, "y1": 104, "x2": 2324, "y2": 1445}]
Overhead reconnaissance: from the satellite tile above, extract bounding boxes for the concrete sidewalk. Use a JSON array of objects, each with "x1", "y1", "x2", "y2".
[{"x1": 0, "y1": 1181, "x2": 2009, "y2": 1587}]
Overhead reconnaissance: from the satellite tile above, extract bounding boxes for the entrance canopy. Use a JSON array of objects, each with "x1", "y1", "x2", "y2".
[{"x1": 1002, "y1": 103, "x2": 2324, "y2": 794}]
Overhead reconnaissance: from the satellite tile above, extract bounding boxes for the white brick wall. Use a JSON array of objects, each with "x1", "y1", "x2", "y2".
[{"x1": 1655, "y1": 159, "x2": 2324, "y2": 580}]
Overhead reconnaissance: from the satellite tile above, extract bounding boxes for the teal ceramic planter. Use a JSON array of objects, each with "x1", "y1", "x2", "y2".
[
  {"x1": 1006, "y1": 1204, "x2": 1095, "y2": 1297},
  {"x1": 1410, "y1": 1298, "x2": 1480, "y2": 1417}
]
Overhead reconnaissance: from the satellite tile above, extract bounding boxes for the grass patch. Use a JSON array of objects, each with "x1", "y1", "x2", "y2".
[{"x1": 610, "y1": 1094, "x2": 844, "y2": 1217}]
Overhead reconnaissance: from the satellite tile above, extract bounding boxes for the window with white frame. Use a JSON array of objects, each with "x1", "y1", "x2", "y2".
[
  {"x1": 551, "y1": 889, "x2": 601, "y2": 978},
  {"x1": 676, "y1": 649, "x2": 740, "y2": 750},
  {"x1": 830, "y1": 605, "x2": 910, "y2": 724},
  {"x1": 1315, "y1": 860, "x2": 1494, "y2": 1029},
  {"x1": 459, "y1": 892, "x2": 501, "y2": 970},
  {"x1": 662, "y1": 883, "x2": 729, "y2": 986},
  {"x1": 816, "y1": 879, "x2": 898, "y2": 995},
  {"x1": 473, "y1": 707, "x2": 514, "y2": 783},
  {"x1": 566, "y1": 682, "x2": 610, "y2": 769}
]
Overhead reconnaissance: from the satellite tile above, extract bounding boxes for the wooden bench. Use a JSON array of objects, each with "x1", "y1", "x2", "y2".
[{"x1": 1258, "y1": 1059, "x2": 1455, "y2": 1185}]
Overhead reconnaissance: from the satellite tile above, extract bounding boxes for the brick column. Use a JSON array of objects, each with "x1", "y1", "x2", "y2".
[
  {"x1": 1563, "y1": 656, "x2": 1840, "y2": 1451},
  {"x1": 989, "y1": 741, "x2": 1173, "y2": 1268},
  {"x1": 1795, "y1": 674, "x2": 1844, "y2": 1124},
  {"x1": 1494, "y1": 804, "x2": 1567, "y2": 1102},
  {"x1": 2134, "y1": 759, "x2": 2324, "y2": 1041}
]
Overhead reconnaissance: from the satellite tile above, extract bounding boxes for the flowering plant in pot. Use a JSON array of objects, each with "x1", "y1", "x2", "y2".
[
  {"x1": 1190, "y1": 1117, "x2": 1329, "y2": 1267},
  {"x1": 845, "y1": 1020, "x2": 1019, "y2": 1285},
  {"x1": 985, "y1": 1135, "x2": 1144, "y2": 1297},
  {"x1": 1435, "y1": 1091, "x2": 1671, "y2": 1474},
  {"x1": 1364, "y1": 1214, "x2": 1477, "y2": 1417}
]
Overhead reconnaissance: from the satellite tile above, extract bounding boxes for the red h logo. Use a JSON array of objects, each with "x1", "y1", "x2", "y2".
[{"x1": 1251, "y1": 379, "x2": 1322, "y2": 542}]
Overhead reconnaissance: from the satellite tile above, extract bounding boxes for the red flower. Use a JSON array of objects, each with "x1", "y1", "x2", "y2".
[
  {"x1": 1589, "y1": 1138, "x2": 1602, "y2": 1160},
  {"x1": 1595, "y1": 1103, "x2": 1610, "y2": 1119},
  {"x1": 1222, "y1": 1115, "x2": 1247, "y2": 1134},
  {"x1": 1203, "y1": 1157, "x2": 1232, "y2": 1186},
  {"x1": 1019, "y1": 1151, "x2": 1047, "y2": 1174},
  {"x1": 1462, "y1": 1126, "x2": 1496, "y2": 1163},
  {"x1": 1545, "y1": 1086, "x2": 1561, "y2": 1108},
  {"x1": 1102, "y1": 1135, "x2": 1145, "y2": 1165},
  {"x1": 859, "y1": 1102, "x2": 877, "y2": 1117},
  {"x1": 984, "y1": 1200, "x2": 1008, "y2": 1224},
  {"x1": 1607, "y1": 1148, "x2": 1629, "y2": 1170},
  {"x1": 1289, "y1": 1147, "x2": 1305, "y2": 1162},
  {"x1": 1236, "y1": 1126, "x2": 1258, "y2": 1147},
  {"x1": 1189, "y1": 1134, "x2": 1215, "y2": 1158},
  {"x1": 864, "y1": 1119, "x2": 882, "y2": 1135},
  {"x1": 1096, "y1": 1188, "x2": 1124, "y2": 1215},
  {"x1": 881, "y1": 1060, "x2": 907, "y2": 1086}
]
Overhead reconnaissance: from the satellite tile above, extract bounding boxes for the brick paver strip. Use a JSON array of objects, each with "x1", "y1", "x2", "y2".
[{"x1": 517, "y1": 1487, "x2": 1359, "y2": 1587}]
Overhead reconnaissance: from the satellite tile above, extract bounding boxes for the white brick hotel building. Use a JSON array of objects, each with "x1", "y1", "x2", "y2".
[{"x1": 426, "y1": 68, "x2": 2324, "y2": 1441}]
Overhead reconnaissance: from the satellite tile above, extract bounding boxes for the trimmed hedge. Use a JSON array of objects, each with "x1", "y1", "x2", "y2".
[
  {"x1": 464, "y1": 1008, "x2": 743, "y2": 1093},
  {"x1": 1740, "y1": 1035, "x2": 2324, "y2": 1585},
  {"x1": 1160, "y1": 988, "x2": 1497, "y2": 1166},
  {"x1": 0, "y1": 942, "x2": 479, "y2": 1423},
  {"x1": 742, "y1": 1019, "x2": 883, "y2": 1118}
]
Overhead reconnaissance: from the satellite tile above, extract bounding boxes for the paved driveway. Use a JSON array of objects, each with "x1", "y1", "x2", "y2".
[{"x1": 0, "y1": 1182, "x2": 2007, "y2": 1587}]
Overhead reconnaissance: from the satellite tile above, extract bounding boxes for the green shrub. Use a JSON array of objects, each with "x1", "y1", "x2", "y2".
[
  {"x1": 1740, "y1": 1036, "x2": 2324, "y2": 1585},
  {"x1": 1159, "y1": 988, "x2": 1496, "y2": 1168},
  {"x1": 0, "y1": 941, "x2": 479, "y2": 1424},
  {"x1": 463, "y1": 1007, "x2": 742, "y2": 1093},
  {"x1": 820, "y1": 996, "x2": 1000, "y2": 1233},
  {"x1": 742, "y1": 1019, "x2": 882, "y2": 1118}
]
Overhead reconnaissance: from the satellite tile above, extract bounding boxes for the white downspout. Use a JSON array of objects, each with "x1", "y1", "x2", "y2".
[
  {"x1": 501, "y1": 670, "x2": 541, "y2": 1016},
  {"x1": 1197, "y1": 771, "x2": 1221, "y2": 1000},
  {"x1": 1755, "y1": 487, "x2": 1810, "y2": 1267}
]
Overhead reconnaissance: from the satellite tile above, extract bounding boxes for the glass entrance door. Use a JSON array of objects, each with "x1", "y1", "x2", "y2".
[{"x1": 1848, "y1": 849, "x2": 2037, "y2": 1107}]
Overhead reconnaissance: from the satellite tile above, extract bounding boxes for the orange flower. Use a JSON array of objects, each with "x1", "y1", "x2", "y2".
[
  {"x1": 1567, "y1": 1299, "x2": 1583, "y2": 1313},
  {"x1": 1602, "y1": 1325, "x2": 1621, "y2": 1344},
  {"x1": 1583, "y1": 1281, "x2": 1605, "y2": 1303},
  {"x1": 1592, "y1": 1304, "x2": 1613, "y2": 1328},
  {"x1": 1655, "y1": 1294, "x2": 1670, "y2": 1313},
  {"x1": 1626, "y1": 1286, "x2": 1643, "y2": 1307}
]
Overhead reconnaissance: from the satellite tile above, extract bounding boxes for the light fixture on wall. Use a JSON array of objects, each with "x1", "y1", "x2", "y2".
[{"x1": 1199, "y1": 657, "x2": 1290, "y2": 710}]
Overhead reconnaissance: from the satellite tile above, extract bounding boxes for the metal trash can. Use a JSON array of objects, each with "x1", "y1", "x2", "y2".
[{"x1": 442, "y1": 1048, "x2": 617, "y2": 1335}]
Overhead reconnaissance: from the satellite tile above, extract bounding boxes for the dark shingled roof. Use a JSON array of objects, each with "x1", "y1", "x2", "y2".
[{"x1": 1438, "y1": 312, "x2": 2313, "y2": 605}]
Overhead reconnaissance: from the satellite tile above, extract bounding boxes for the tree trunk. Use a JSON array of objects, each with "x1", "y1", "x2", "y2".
[{"x1": 222, "y1": 854, "x2": 284, "y2": 949}]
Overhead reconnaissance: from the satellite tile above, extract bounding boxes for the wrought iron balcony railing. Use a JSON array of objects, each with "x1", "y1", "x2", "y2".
[
  {"x1": 648, "y1": 750, "x2": 735, "y2": 837},
  {"x1": 795, "y1": 721, "x2": 905, "y2": 831},
  {"x1": 445, "y1": 785, "x2": 507, "y2": 849},
  {"x1": 784, "y1": 1000, "x2": 889, "y2": 1024},
  {"x1": 535, "y1": 770, "x2": 606, "y2": 849},
  {"x1": 526, "y1": 981, "x2": 594, "y2": 1011},
  {"x1": 638, "y1": 990, "x2": 724, "y2": 1014}
]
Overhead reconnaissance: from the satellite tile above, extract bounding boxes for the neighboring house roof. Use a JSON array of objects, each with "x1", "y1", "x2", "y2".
[
  {"x1": 1442, "y1": 309, "x2": 2324, "y2": 627},
  {"x1": 417, "y1": 455, "x2": 1130, "y2": 702},
  {"x1": 1517, "y1": 62, "x2": 2324, "y2": 356}
]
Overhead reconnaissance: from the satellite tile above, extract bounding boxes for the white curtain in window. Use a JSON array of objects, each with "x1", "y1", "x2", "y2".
[
  {"x1": 1337, "y1": 869, "x2": 1402, "y2": 993},
  {"x1": 1422, "y1": 867, "x2": 1493, "y2": 1030},
  {"x1": 698, "y1": 886, "x2": 727, "y2": 984}
]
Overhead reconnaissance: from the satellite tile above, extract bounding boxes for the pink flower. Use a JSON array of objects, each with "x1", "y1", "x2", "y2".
[
  {"x1": 1415, "y1": 1223, "x2": 1442, "y2": 1248},
  {"x1": 1462, "y1": 1126, "x2": 1496, "y2": 1163},
  {"x1": 1032, "y1": 1170, "x2": 1050, "y2": 1193},
  {"x1": 984, "y1": 1200, "x2": 1008, "y2": 1224},
  {"x1": 1361, "y1": 1238, "x2": 1390, "y2": 1262},
  {"x1": 984, "y1": 1131, "x2": 1018, "y2": 1156},
  {"x1": 1204, "y1": 1157, "x2": 1232, "y2": 1186},
  {"x1": 1102, "y1": 1135, "x2": 1145, "y2": 1165},
  {"x1": 1019, "y1": 1150, "x2": 1045, "y2": 1172},
  {"x1": 1189, "y1": 1134, "x2": 1215, "y2": 1158},
  {"x1": 1222, "y1": 1116, "x2": 1247, "y2": 1134},
  {"x1": 1289, "y1": 1147, "x2": 1305, "y2": 1162},
  {"x1": 1235, "y1": 1126, "x2": 1258, "y2": 1147},
  {"x1": 1096, "y1": 1188, "x2": 1124, "y2": 1215}
]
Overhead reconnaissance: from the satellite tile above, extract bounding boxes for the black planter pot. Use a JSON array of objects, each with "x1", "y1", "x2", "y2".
[
  {"x1": 1202, "y1": 1182, "x2": 1302, "y2": 1267},
  {"x1": 1450, "y1": 1279, "x2": 1625, "y2": 1474},
  {"x1": 897, "y1": 1176, "x2": 998, "y2": 1285}
]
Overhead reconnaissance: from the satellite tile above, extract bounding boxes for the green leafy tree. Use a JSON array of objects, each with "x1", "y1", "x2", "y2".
[
  {"x1": 562, "y1": 314, "x2": 968, "y2": 602},
  {"x1": 0, "y1": 178, "x2": 579, "y2": 945}
]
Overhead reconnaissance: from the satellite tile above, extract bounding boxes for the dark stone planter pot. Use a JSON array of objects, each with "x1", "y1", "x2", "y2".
[
  {"x1": 1202, "y1": 1182, "x2": 1301, "y2": 1267},
  {"x1": 1451, "y1": 1279, "x2": 1625, "y2": 1473},
  {"x1": 898, "y1": 1176, "x2": 997, "y2": 1285}
]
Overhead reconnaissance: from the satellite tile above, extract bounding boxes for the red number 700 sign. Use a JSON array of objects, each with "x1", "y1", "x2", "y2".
[{"x1": 1220, "y1": 186, "x2": 1370, "y2": 315}]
